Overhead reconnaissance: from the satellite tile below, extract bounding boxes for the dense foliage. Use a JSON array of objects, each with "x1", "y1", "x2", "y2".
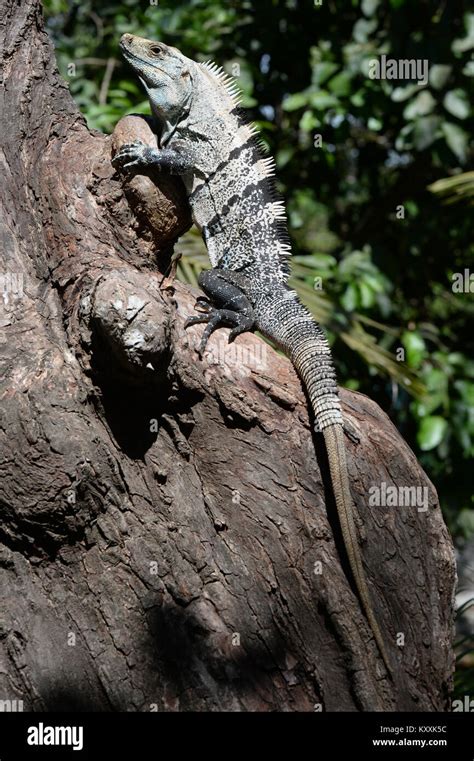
[{"x1": 44, "y1": 0, "x2": 473, "y2": 545}]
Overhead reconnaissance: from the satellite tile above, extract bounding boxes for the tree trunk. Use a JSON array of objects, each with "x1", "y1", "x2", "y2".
[{"x1": 0, "y1": 0, "x2": 456, "y2": 712}]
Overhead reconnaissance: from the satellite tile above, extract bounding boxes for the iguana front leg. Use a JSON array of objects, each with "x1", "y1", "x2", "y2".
[
  {"x1": 112, "y1": 139, "x2": 194, "y2": 175},
  {"x1": 184, "y1": 269, "x2": 255, "y2": 358}
]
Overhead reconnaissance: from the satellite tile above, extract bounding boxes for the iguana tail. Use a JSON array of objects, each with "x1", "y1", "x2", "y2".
[
  {"x1": 323, "y1": 423, "x2": 392, "y2": 676},
  {"x1": 256, "y1": 288, "x2": 392, "y2": 676}
]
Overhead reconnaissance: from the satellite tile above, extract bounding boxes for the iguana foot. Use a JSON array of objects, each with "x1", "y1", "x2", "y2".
[
  {"x1": 184, "y1": 269, "x2": 255, "y2": 358},
  {"x1": 184, "y1": 304, "x2": 253, "y2": 358},
  {"x1": 112, "y1": 140, "x2": 160, "y2": 171},
  {"x1": 112, "y1": 140, "x2": 193, "y2": 174}
]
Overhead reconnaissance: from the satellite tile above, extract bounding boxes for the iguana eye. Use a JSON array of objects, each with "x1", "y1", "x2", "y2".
[{"x1": 149, "y1": 45, "x2": 163, "y2": 57}]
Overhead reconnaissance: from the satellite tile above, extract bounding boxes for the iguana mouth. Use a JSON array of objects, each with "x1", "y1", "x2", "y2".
[
  {"x1": 120, "y1": 33, "x2": 136, "y2": 48},
  {"x1": 119, "y1": 33, "x2": 133, "y2": 53},
  {"x1": 119, "y1": 35, "x2": 172, "y2": 86},
  {"x1": 119, "y1": 40, "x2": 145, "y2": 65}
]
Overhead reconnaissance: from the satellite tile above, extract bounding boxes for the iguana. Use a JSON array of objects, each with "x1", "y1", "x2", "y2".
[{"x1": 113, "y1": 33, "x2": 392, "y2": 676}]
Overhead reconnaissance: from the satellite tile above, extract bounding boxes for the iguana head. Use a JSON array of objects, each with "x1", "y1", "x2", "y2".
[
  {"x1": 120, "y1": 34, "x2": 194, "y2": 124},
  {"x1": 120, "y1": 34, "x2": 241, "y2": 149}
]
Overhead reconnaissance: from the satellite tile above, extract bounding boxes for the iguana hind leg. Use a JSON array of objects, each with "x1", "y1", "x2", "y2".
[{"x1": 184, "y1": 269, "x2": 255, "y2": 357}]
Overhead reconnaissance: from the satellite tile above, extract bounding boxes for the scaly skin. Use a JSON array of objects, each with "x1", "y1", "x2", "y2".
[{"x1": 113, "y1": 33, "x2": 392, "y2": 677}]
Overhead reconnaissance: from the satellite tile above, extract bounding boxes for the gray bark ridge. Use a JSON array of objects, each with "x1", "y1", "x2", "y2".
[{"x1": 0, "y1": 0, "x2": 456, "y2": 711}]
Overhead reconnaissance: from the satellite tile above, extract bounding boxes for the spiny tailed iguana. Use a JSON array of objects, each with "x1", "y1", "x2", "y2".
[{"x1": 112, "y1": 33, "x2": 392, "y2": 677}]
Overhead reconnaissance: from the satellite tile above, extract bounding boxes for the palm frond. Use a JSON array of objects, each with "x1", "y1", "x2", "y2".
[{"x1": 429, "y1": 171, "x2": 474, "y2": 206}]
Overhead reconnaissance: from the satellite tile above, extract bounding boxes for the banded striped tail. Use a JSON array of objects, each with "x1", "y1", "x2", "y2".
[{"x1": 256, "y1": 288, "x2": 392, "y2": 675}]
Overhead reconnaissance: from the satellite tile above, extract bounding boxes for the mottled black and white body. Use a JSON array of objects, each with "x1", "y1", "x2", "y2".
[{"x1": 113, "y1": 34, "x2": 391, "y2": 675}]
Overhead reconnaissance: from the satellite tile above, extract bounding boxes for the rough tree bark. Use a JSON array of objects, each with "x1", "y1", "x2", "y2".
[{"x1": 0, "y1": 0, "x2": 456, "y2": 711}]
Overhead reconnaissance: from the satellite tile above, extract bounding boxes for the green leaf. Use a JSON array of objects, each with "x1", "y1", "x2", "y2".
[
  {"x1": 341, "y1": 283, "x2": 358, "y2": 312},
  {"x1": 310, "y1": 90, "x2": 339, "y2": 109},
  {"x1": 282, "y1": 92, "x2": 309, "y2": 111},
  {"x1": 359, "y1": 281, "x2": 375, "y2": 308},
  {"x1": 441, "y1": 122, "x2": 468, "y2": 163},
  {"x1": 417, "y1": 416, "x2": 448, "y2": 451},
  {"x1": 367, "y1": 116, "x2": 382, "y2": 131},
  {"x1": 353, "y1": 18, "x2": 378, "y2": 43},
  {"x1": 361, "y1": 0, "x2": 380, "y2": 17},
  {"x1": 454, "y1": 380, "x2": 474, "y2": 407},
  {"x1": 363, "y1": 273, "x2": 385, "y2": 293},
  {"x1": 402, "y1": 330, "x2": 426, "y2": 368},
  {"x1": 443, "y1": 89, "x2": 470, "y2": 120},
  {"x1": 429, "y1": 65, "x2": 452, "y2": 90},
  {"x1": 299, "y1": 110, "x2": 320, "y2": 133},
  {"x1": 391, "y1": 83, "x2": 421, "y2": 102},
  {"x1": 350, "y1": 90, "x2": 365, "y2": 107},
  {"x1": 403, "y1": 90, "x2": 436, "y2": 120},
  {"x1": 293, "y1": 253, "x2": 337, "y2": 269},
  {"x1": 413, "y1": 115, "x2": 441, "y2": 151},
  {"x1": 425, "y1": 367, "x2": 448, "y2": 394},
  {"x1": 463, "y1": 61, "x2": 474, "y2": 77},
  {"x1": 328, "y1": 71, "x2": 352, "y2": 97},
  {"x1": 312, "y1": 62, "x2": 339, "y2": 86},
  {"x1": 452, "y1": 12, "x2": 474, "y2": 53},
  {"x1": 276, "y1": 145, "x2": 296, "y2": 168}
]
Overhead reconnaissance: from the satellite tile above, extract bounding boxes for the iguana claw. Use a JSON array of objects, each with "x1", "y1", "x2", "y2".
[
  {"x1": 184, "y1": 306, "x2": 252, "y2": 358},
  {"x1": 112, "y1": 140, "x2": 159, "y2": 171}
]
